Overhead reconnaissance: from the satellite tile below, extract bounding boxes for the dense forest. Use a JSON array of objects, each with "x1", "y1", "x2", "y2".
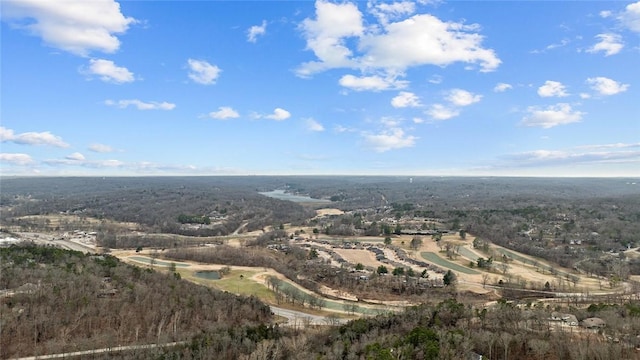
[
  {"x1": 3, "y1": 245, "x2": 640, "y2": 359},
  {"x1": 0, "y1": 177, "x2": 316, "y2": 236},
  {"x1": 0, "y1": 244, "x2": 272, "y2": 358}
]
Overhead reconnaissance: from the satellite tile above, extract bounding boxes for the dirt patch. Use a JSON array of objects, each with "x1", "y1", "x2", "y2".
[
  {"x1": 315, "y1": 208, "x2": 344, "y2": 217},
  {"x1": 332, "y1": 248, "x2": 391, "y2": 270}
]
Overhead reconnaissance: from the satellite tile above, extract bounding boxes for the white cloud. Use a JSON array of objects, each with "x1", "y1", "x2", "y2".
[
  {"x1": 579, "y1": 93, "x2": 591, "y2": 99},
  {"x1": 208, "y1": 106, "x2": 240, "y2": 120},
  {"x1": 537, "y1": 80, "x2": 569, "y2": 98},
  {"x1": 358, "y1": 14, "x2": 500, "y2": 73},
  {"x1": 619, "y1": 1, "x2": 640, "y2": 33},
  {"x1": 265, "y1": 108, "x2": 291, "y2": 121},
  {"x1": 426, "y1": 104, "x2": 460, "y2": 120},
  {"x1": 98, "y1": 159, "x2": 123, "y2": 167},
  {"x1": 600, "y1": 10, "x2": 612, "y2": 18},
  {"x1": 586, "y1": 77, "x2": 629, "y2": 96},
  {"x1": 380, "y1": 117, "x2": 401, "y2": 127},
  {"x1": 0, "y1": 153, "x2": 34, "y2": 165},
  {"x1": 0, "y1": 126, "x2": 69, "y2": 147},
  {"x1": 65, "y1": 152, "x2": 85, "y2": 161},
  {"x1": 531, "y1": 39, "x2": 570, "y2": 54},
  {"x1": 339, "y1": 74, "x2": 408, "y2": 91},
  {"x1": 362, "y1": 127, "x2": 416, "y2": 152},
  {"x1": 587, "y1": 33, "x2": 624, "y2": 56},
  {"x1": 105, "y1": 99, "x2": 176, "y2": 110},
  {"x1": 84, "y1": 59, "x2": 134, "y2": 84},
  {"x1": 1, "y1": 0, "x2": 135, "y2": 56},
  {"x1": 305, "y1": 118, "x2": 325, "y2": 132},
  {"x1": 446, "y1": 89, "x2": 482, "y2": 106},
  {"x1": 369, "y1": 1, "x2": 416, "y2": 24},
  {"x1": 46, "y1": 157, "x2": 124, "y2": 168},
  {"x1": 494, "y1": 82, "x2": 513, "y2": 92},
  {"x1": 89, "y1": 143, "x2": 114, "y2": 153},
  {"x1": 506, "y1": 148, "x2": 640, "y2": 168},
  {"x1": 391, "y1": 91, "x2": 421, "y2": 108},
  {"x1": 187, "y1": 59, "x2": 221, "y2": 85},
  {"x1": 521, "y1": 103, "x2": 584, "y2": 129},
  {"x1": 297, "y1": 1, "x2": 500, "y2": 79},
  {"x1": 334, "y1": 125, "x2": 356, "y2": 133},
  {"x1": 296, "y1": 0, "x2": 364, "y2": 77},
  {"x1": 576, "y1": 142, "x2": 640, "y2": 150},
  {"x1": 412, "y1": 117, "x2": 425, "y2": 124},
  {"x1": 247, "y1": 20, "x2": 267, "y2": 43}
]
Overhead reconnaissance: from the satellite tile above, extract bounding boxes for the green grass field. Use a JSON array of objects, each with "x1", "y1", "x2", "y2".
[{"x1": 420, "y1": 252, "x2": 480, "y2": 275}]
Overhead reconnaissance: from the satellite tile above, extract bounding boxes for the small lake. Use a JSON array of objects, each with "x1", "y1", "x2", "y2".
[
  {"x1": 259, "y1": 190, "x2": 331, "y2": 203},
  {"x1": 194, "y1": 270, "x2": 221, "y2": 280}
]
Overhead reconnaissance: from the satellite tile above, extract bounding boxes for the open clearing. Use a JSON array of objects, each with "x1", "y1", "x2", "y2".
[
  {"x1": 315, "y1": 208, "x2": 344, "y2": 217},
  {"x1": 421, "y1": 252, "x2": 480, "y2": 274},
  {"x1": 332, "y1": 248, "x2": 389, "y2": 270}
]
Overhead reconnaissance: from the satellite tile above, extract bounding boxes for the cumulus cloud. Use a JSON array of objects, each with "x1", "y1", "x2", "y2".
[
  {"x1": 619, "y1": 1, "x2": 640, "y2": 32},
  {"x1": 1, "y1": 0, "x2": 135, "y2": 56},
  {"x1": 65, "y1": 152, "x2": 85, "y2": 161},
  {"x1": 297, "y1": 1, "x2": 500, "y2": 80},
  {"x1": 187, "y1": 59, "x2": 221, "y2": 85},
  {"x1": 339, "y1": 74, "x2": 407, "y2": 91},
  {"x1": 89, "y1": 143, "x2": 114, "y2": 153},
  {"x1": 362, "y1": 127, "x2": 416, "y2": 152},
  {"x1": 208, "y1": 106, "x2": 240, "y2": 120},
  {"x1": 521, "y1": 103, "x2": 584, "y2": 129},
  {"x1": 494, "y1": 82, "x2": 513, "y2": 92},
  {"x1": 305, "y1": 118, "x2": 325, "y2": 132},
  {"x1": 446, "y1": 89, "x2": 482, "y2": 106},
  {"x1": 426, "y1": 104, "x2": 460, "y2": 121},
  {"x1": 0, "y1": 126, "x2": 69, "y2": 147},
  {"x1": 369, "y1": 1, "x2": 416, "y2": 24},
  {"x1": 537, "y1": 80, "x2": 569, "y2": 98},
  {"x1": 391, "y1": 91, "x2": 421, "y2": 108},
  {"x1": 265, "y1": 108, "x2": 291, "y2": 121},
  {"x1": 247, "y1": 20, "x2": 267, "y2": 43},
  {"x1": 83, "y1": 59, "x2": 134, "y2": 83},
  {"x1": 587, "y1": 33, "x2": 624, "y2": 56},
  {"x1": 359, "y1": 14, "x2": 500, "y2": 73},
  {"x1": 0, "y1": 153, "x2": 34, "y2": 165},
  {"x1": 296, "y1": 0, "x2": 364, "y2": 77},
  {"x1": 105, "y1": 99, "x2": 176, "y2": 110},
  {"x1": 586, "y1": 77, "x2": 629, "y2": 96}
]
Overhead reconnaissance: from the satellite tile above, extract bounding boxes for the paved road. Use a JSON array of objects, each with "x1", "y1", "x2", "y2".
[
  {"x1": 10, "y1": 342, "x2": 186, "y2": 360},
  {"x1": 271, "y1": 306, "x2": 349, "y2": 326}
]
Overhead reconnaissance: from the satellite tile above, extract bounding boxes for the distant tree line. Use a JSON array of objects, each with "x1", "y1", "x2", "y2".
[{"x1": 177, "y1": 214, "x2": 211, "y2": 225}]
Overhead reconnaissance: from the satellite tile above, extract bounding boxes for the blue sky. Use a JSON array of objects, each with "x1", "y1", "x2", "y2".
[{"x1": 1, "y1": 0, "x2": 639, "y2": 177}]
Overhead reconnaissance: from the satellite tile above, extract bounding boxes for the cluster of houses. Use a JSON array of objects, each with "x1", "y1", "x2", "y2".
[{"x1": 550, "y1": 311, "x2": 606, "y2": 329}]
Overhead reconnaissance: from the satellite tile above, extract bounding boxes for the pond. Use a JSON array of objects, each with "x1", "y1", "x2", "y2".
[
  {"x1": 259, "y1": 189, "x2": 331, "y2": 203},
  {"x1": 194, "y1": 270, "x2": 221, "y2": 280}
]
